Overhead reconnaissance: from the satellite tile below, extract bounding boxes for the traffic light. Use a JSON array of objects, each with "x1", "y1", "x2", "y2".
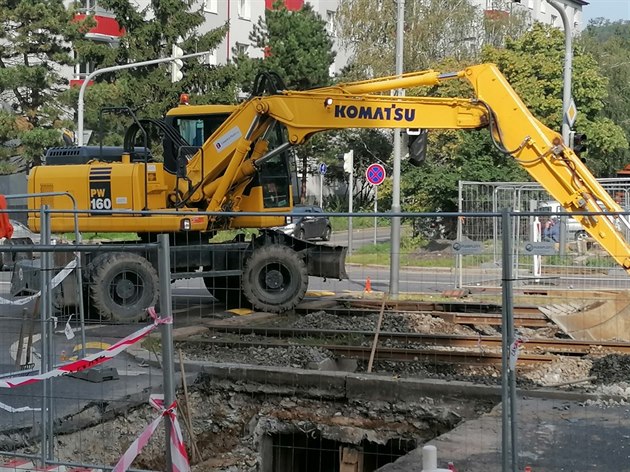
[
  {"x1": 569, "y1": 131, "x2": 587, "y2": 158},
  {"x1": 171, "y1": 43, "x2": 184, "y2": 83},
  {"x1": 407, "y1": 129, "x2": 428, "y2": 166}
]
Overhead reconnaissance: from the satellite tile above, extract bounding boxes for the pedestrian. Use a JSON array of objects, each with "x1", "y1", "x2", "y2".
[{"x1": 542, "y1": 216, "x2": 559, "y2": 242}]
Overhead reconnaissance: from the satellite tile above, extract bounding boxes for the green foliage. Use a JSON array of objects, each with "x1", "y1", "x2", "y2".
[
  {"x1": 0, "y1": 0, "x2": 80, "y2": 164},
  {"x1": 483, "y1": 22, "x2": 628, "y2": 177},
  {"x1": 580, "y1": 19, "x2": 630, "y2": 175},
  {"x1": 236, "y1": 1, "x2": 335, "y2": 91},
  {"x1": 19, "y1": 128, "x2": 62, "y2": 161},
  {"x1": 67, "y1": 0, "x2": 238, "y2": 143},
  {"x1": 396, "y1": 23, "x2": 628, "y2": 214},
  {"x1": 336, "y1": 0, "x2": 528, "y2": 79}
]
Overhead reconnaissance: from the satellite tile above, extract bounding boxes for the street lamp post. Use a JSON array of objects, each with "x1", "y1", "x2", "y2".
[
  {"x1": 547, "y1": 0, "x2": 573, "y2": 144},
  {"x1": 77, "y1": 51, "x2": 210, "y2": 146},
  {"x1": 389, "y1": 0, "x2": 405, "y2": 298}
]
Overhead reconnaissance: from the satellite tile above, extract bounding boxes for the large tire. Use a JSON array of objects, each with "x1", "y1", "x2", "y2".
[
  {"x1": 203, "y1": 274, "x2": 250, "y2": 309},
  {"x1": 322, "y1": 226, "x2": 331, "y2": 241},
  {"x1": 89, "y1": 253, "x2": 158, "y2": 323},
  {"x1": 242, "y1": 245, "x2": 308, "y2": 313}
]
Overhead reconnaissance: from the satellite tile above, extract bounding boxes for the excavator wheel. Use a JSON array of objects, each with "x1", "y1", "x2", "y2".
[
  {"x1": 203, "y1": 274, "x2": 250, "y2": 310},
  {"x1": 89, "y1": 252, "x2": 159, "y2": 323},
  {"x1": 242, "y1": 245, "x2": 308, "y2": 313}
]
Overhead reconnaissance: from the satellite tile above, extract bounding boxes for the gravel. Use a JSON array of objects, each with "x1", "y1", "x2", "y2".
[{"x1": 177, "y1": 309, "x2": 627, "y2": 390}]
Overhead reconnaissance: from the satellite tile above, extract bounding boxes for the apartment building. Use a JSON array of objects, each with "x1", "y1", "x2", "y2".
[{"x1": 475, "y1": 0, "x2": 588, "y2": 30}]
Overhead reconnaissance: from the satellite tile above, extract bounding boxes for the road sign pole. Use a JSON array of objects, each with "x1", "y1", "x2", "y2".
[
  {"x1": 348, "y1": 153, "x2": 354, "y2": 255},
  {"x1": 319, "y1": 174, "x2": 323, "y2": 208},
  {"x1": 374, "y1": 185, "x2": 378, "y2": 246}
]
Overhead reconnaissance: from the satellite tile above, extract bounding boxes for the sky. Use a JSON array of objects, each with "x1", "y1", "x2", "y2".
[{"x1": 583, "y1": 0, "x2": 630, "y2": 23}]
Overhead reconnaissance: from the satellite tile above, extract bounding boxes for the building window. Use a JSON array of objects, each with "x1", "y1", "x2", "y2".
[
  {"x1": 527, "y1": 0, "x2": 534, "y2": 8},
  {"x1": 80, "y1": 0, "x2": 98, "y2": 9},
  {"x1": 326, "y1": 10, "x2": 336, "y2": 36},
  {"x1": 75, "y1": 60, "x2": 94, "y2": 78},
  {"x1": 540, "y1": 0, "x2": 546, "y2": 14},
  {"x1": 235, "y1": 42, "x2": 249, "y2": 56},
  {"x1": 237, "y1": 0, "x2": 250, "y2": 20},
  {"x1": 203, "y1": 0, "x2": 217, "y2": 14}
]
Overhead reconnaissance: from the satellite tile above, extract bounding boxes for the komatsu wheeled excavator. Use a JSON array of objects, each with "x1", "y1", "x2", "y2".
[{"x1": 12, "y1": 63, "x2": 630, "y2": 322}]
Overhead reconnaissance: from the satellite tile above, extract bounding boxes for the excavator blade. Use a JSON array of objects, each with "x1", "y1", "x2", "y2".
[{"x1": 538, "y1": 290, "x2": 630, "y2": 341}]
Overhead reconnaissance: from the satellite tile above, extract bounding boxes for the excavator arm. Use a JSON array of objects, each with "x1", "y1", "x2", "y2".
[{"x1": 188, "y1": 63, "x2": 629, "y2": 270}]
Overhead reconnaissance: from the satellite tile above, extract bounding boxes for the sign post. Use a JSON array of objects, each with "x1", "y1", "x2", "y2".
[
  {"x1": 343, "y1": 151, "x2": 354, "y2": 254},
  {"x1": 319, "y1": 163, "x2": 327, "y2": 207},
  {"x1": 366, "y1": 163, "x2": 386, "y2": 246}
]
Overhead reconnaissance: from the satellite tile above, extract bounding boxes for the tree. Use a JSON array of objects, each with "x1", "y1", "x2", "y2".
[
  {"x1": 335, "y1": 0, "x2": 528, "y2": 79},
  {"x1": 65, "y1": 0, "x2": 237, "y2": 146},
  {"x1": 234, "y1": 1, "x2": 336, "y2": 204},
  {"x1": 580, "y1": 19, "x2": 630, "y2": 174},
  {"x1": 483, "y1": 22, "x2": 628, "y2": 177},
  {"x1": 0, "y1": 0, "x2": 85, "y2": 166},
  {"x1": 317, "y1": 129, "x2": 393, "y2": 211},
  {"x1": 235, "y1": 1, "x2": 336, "y2": 91},
  {"x1": 387, "y1": 22, "x2": 629, "y2": 214}
]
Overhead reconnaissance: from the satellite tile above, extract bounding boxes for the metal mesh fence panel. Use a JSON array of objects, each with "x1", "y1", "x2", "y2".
[{"x1": 2, "y1": 207, "x2": 630, "y2": 471}]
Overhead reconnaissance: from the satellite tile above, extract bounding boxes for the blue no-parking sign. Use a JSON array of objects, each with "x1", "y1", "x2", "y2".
[{"x1": 365, "y1": 163, "x2": 386, "y2": 186}]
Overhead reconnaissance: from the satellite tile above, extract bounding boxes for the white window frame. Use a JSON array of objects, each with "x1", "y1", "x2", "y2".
[
  {"x1": 235, "y1": 42, "x2": 250, "y2": 56},
  {"x1": 326, "y1": 10, "x2": 336, "y2": 36},
  {"x1": 540, "y1": 0, "x2": 546, "y2": 14},
  {"x1": 237, "y1": 0, "x2": 250, "y2": 20},
  {"x1": 203, "y1": 0, "x2": 218, "y2": 14}
]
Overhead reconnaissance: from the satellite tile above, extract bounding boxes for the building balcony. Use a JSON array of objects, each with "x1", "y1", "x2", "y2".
[
  {"x1": 69, "y1": 79, "x2": 95, "y2": 88},
  {"x1": 484, "y1": 9, "x2": 510, "y2": 20},
  {"x1": 73, "y1": 12, "x2": 124, "y2": 43},
  {"x1": 265, "y1": 0, "x2": 304, "y2": 10}
]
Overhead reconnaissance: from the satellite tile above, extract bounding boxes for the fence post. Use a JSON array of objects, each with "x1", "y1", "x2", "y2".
[
  {"x1": 39, "y1": 205, "x2": 55, "y2": 464},
  {"x1": 500, "y1": 208, "x2": 518, "y2": 472},
  {"x1": 158, "y1": 234, "x2": 175, "y2": 471}
]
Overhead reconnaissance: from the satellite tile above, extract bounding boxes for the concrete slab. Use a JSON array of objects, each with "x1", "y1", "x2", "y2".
[{"x1": 378, "y1": 397, "x2": 630, "y2": 471}]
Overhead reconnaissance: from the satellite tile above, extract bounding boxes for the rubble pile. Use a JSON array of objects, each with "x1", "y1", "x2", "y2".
[{"x1": 45, "y1": 376, "x2": 487, "y2": 472}]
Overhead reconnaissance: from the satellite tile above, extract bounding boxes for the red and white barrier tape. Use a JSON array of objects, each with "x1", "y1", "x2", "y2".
[
  {"x1": 0, "y1": 307, "x2": 171, "y2": 389},
  {"x1": 508, "y1": 335, "x2": 528, "y2": 371},
  {"x1": 0, "y1": 258, "x2": 77, "y2": 306},
  {"x1": 112, "y1": 395, "x2": 189, "y2": 472}
]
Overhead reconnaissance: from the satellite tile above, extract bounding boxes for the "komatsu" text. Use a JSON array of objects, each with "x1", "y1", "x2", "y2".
[{"x1": 334, "y1": 105, "x2": 416, "y2": 122}]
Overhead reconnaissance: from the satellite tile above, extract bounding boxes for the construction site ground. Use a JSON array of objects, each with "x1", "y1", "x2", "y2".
[{"x1": 6, "y1": 294, "x2": 630, "y2": 471}]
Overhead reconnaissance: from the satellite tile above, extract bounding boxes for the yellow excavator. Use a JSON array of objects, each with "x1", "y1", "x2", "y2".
[{"x1": 12, "y1": 63, "x2": 630, "y2": 322}]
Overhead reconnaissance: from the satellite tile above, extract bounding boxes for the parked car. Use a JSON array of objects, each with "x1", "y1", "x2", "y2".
[
  {"x1": 0, "y1": 220, "x2": 40, "y2": 270},
  {"x1": 537, "y1": 200, "x2": 621, "y2": 241},
  {"x1": 274, "y1": 205, "x2": 332, "y2": 241}
]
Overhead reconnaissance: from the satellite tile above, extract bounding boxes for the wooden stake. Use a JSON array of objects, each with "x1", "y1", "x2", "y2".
[{"x1": 178, "y1": 349, "x2": 200, "y2": 462}]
